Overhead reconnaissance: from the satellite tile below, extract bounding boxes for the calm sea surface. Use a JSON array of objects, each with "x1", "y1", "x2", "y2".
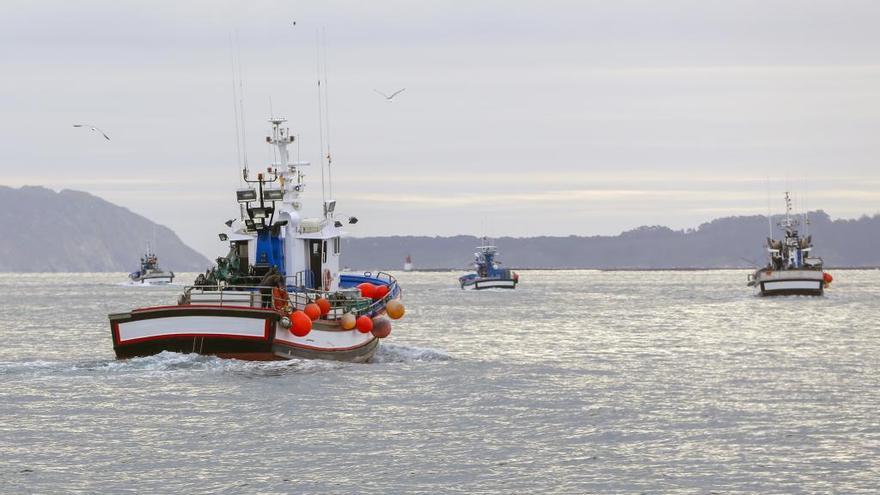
[{"x1": 1, "y1": 270, "x2": 878, "y2": 494}]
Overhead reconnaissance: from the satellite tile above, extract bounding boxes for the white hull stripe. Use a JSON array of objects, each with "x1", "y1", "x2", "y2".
[
  {"x1": 763, "y1": 280, "x2": 823, "y2": 291},
  {"x1": 464, "y1": 280, "x2": 516, "y2": 289},
  {"x1": 117, "y1": 315, "x2": 268, "y2": 343}
]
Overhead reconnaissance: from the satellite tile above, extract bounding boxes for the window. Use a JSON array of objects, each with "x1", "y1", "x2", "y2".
[
  {"x1": 322, "y1": 241, "x2": 327, "y2": 263},
  {"x1": 333, "y1": 237, "x2": 341, "y2": 254}
]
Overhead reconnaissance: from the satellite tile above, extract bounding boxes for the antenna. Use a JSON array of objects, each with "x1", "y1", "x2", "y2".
[
  {"x1": 315, "y1": 29, "x2": 327, "y2": 209},
  {"x1": 229, "y1": 34, "x2": 244, "y2": 185},
  {"x1": 322, "y1": 28, "x2": 333, "y2": 200},
  {"x1": 803, "y1": 175, "x2": 809, "y2": 237},
  {"x1": 766, "y1": 177, "x2": 773, "y2": 239},
  {"x1": 236, "y1": 33, "x2": 249, "y2": 178}
]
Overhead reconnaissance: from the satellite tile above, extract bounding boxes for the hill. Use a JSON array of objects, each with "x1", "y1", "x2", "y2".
[
  {"x1": 342, "y1": 211, "x2": 880, "y2": 270},
  {"x1": 0, "y1": 186, "x2": 211, "y2": 272}
]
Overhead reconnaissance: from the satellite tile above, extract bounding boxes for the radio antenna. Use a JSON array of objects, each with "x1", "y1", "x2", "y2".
[
  {"x1": 236, "y1": 33, "x2": 249, "y2": 178},
  {"x1": 229, "y1": 33, "x2": 243, "y2": 185},
  {"x1": 315, "y1": 29, "x2": 327, "y2": 207},
  {"x1": 322, "y1": 28, "x2": 333, "y2": 200}
]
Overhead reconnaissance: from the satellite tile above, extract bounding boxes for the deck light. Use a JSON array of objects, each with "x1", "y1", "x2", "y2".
[
  {"x1": 237, "y1": 189, "x2": 257, "y2": 202},
  {"x1": 263, "y1": 189, "x2": 284, "y2": 201},
  {"x1": 250, "y1": 207, "x2": 272, "y2": 219},
  {"x1": 348, "y1": 216, "x2": 358, "y2": 224}
]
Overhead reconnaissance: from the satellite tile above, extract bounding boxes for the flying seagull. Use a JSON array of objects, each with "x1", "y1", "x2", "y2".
[
  {"x1": 374, "y1": 88, "x2": 406, "y2": 102},
  {"x1": 73, "y1": 124, "x2": 110, "y2": 140}
]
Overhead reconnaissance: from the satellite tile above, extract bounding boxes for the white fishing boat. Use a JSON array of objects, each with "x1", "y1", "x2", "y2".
[
  {"x1": 109, "y1": 118, "x2": 406, "y2": 362},
  {"x1": 458, "y1": 238, "x2": 519, "y2": 290},
  {"x1": 128, "y1": 246, "x2": 174, "y2": 284},
  {"x1": 747, "y1": 192, "x2": 832, "y2": 296}
]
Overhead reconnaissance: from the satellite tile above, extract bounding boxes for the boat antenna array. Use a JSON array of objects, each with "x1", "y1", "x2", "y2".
[{"x1": 230, "y1": 32, "x2": 250, "y2": 183}]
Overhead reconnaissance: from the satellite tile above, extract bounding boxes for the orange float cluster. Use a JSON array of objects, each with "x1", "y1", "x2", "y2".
[
  {"x1": 279, "y1": 283, "x2": 406, "y2": 341},
  {"x1": 356, "y1": 282, "x2": 390, "y2": 301}
]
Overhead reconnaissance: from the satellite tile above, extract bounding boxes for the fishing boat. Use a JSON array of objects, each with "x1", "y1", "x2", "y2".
[
  {"x1": 403, "y1": 255, "x2": 413, "y2": 272},
  {"x1": 128, "y1": 245, "x2": 174, "y2": 284},
  {"x1": 108, "y1": 118, "x2": 406, "y2": 362},
  {"x1": 458, "y1": 238, "x2": 519, "y2": 290},
  {"x1": 747, "y1": 192, "x2": 832, "y2": 296}
]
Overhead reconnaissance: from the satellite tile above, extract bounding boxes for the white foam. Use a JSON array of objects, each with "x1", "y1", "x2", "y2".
[{"x1": 372, "y1": 343, "x2": 453, "y2": 363}]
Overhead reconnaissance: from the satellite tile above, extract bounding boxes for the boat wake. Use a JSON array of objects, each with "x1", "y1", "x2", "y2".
[
  {"x1": 372, "y1": 343, "x2": 453, "y2": 363},
  {"x1": 1, "y1": 352, "x2": 342, "y2": 377},
  {"x1": 1, "y1": 345, "x2": 452, "y2": 378}
]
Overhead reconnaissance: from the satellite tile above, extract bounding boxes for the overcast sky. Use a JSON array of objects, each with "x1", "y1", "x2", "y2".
[{"x1": 2, "y1": 0, "x2": 880, "y2": 258}]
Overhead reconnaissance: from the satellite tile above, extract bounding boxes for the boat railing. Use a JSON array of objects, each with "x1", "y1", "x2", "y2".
[
  {"x1": 290, "y1": 270, "x2": 315, "y2": 289},
  {"x1": 182, "y1": 275, "x2": 400, "y2": 319}
]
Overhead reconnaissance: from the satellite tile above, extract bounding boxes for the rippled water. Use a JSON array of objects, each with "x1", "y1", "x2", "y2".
[{"x1": 1, "y1": 270, "x2": 878, "y2": 493}]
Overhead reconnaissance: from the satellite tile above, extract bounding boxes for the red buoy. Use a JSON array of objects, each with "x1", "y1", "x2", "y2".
[
  {"x1": 372, "y1": 284, "x2": 389, "y2": 301},
  {"x1": 823, "y1": 272, "x2": 833, "y2": 284},
  {"x1": 290, "y1": 311, "x2": 312, "y2": 337},
  {"x1": 304, "y1": 303, "x2": 321, "y2": 321},
  {"x1": 357, "y1": 282, "x2": 376, "y2": 299},
  {"x1": 356, "y1": 315, "x2": 373, "y2": 333},
  {"x1": 371, "y1": 316, "x2": 392, "y2": 338},
  {"x1": 315, "y1": 298, "x2": 331, "y2": 316}
]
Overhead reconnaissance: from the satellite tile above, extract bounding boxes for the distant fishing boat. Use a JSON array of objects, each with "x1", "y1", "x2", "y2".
[
  {"x1": 128, "y1": 245, "x2": 174, "y2": 284},
  {"x1": 458, "y1": 238, "x2": 519, "y2": 290},
  {"x1": 747, "y1": 192, "x2": 832, "y2": 296},
  {"x1": 403, "y1": 255, "x2": 413, "y2": 272},
  {"x1": 109, "y1": 118, "x2": 406, "y2": 362}
]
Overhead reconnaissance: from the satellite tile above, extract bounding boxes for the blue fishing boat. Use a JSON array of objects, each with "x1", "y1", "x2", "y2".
[{"x1": 459, "y1": 238, "x2": 519, "y2": 290}]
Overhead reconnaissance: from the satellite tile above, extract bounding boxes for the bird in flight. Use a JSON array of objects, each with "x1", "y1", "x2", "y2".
[
  {"x1": 73, "y1": 124, "x2": 111, "y2": 141},
  {"x1": 374, "y1": 88, "x2": 406, "y2": 102}
]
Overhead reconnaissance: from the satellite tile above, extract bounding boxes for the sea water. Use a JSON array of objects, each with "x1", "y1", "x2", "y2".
[{"x1": 1, "y1": 270, "x2": 878, "y2": 494}]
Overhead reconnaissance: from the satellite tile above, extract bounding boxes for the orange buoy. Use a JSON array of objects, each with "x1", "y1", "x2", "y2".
[
  {"x1": 372, "y1": 284, "x2": 389, "y2": 301},
  {"x1": 290, "y1": 311, "x2": 312, "y2": 337},
  {"x1": 371, "y1": 317, "x2": 392, "y2": 338},
  {"x1": 357, "y1": 282, "x2": 376, "y2": 299},
  {"x1": 340, "y1": 312, "x2": 357, "y2": 330},
  {"x1": 304, "y1": 303, "x2": 321, "y2": 321},
  {"x1": 315, "y1": 297, "x2": 331, "y2": 316},
  {"x1": 356, "y1": 315, "x2": 373, "y2": 333},
  {"x1": 385, "y1": 300, "x2": 405, "y2": 320},
  {"x1": 823, "y1": 272, "x2": 833, "y2": 284},
  {"x1": 271, "y1": 286, "x2": 289, "y2": 311}
]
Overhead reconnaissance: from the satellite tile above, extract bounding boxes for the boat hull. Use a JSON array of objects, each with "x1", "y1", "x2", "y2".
[
  {"x1": 750, "y1": 270, "x2": 825, "y2": 296},
  {"x1": 460, "y1": 278, "x2": 517, "y2": 290},
  {"x1": 109, "y1": 305, "x2": 378, "y2": 362},
  {"x1": 130, "y1": 273, "x2": 175, "y2": 285}
]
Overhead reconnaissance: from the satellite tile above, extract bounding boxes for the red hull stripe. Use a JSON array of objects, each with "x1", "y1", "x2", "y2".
[{"x1": 133, "y1": 304, "x2": 272, "y2": 313}]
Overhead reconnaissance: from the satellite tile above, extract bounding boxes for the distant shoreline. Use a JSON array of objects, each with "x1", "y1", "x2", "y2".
[
  {"x1": 1, "y1": 266, "x2": 876, "y2": 275},
  {"x1": 362, "y1": 266, "x2": 880, "y2": 272}
]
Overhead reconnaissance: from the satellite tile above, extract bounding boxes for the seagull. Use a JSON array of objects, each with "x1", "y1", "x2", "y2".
[
  {"x1": 374, "y1": 88, "x2": 406, "y2": 102},
  {"x1": 73, "y1": 124, "x2": 110, "y2": 141}
]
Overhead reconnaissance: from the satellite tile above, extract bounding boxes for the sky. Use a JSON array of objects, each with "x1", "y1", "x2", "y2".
[{"x1": 2, "y1": 0, "x2": 880, "y2": 258}]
